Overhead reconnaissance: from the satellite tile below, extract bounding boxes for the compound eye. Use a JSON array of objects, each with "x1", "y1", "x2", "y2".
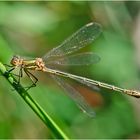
[
  {"x1": 10, "y1": 56, "x2": 20, "y2": 66},
  {"x1": 10, "y1": 59, "x2": 16, "y2": 66},
  {"x1": 13, "y1": 60, "x2": 17, "y2": 65}
]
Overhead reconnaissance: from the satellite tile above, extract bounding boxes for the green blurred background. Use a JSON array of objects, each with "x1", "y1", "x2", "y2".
[{"x1": 0, "y1": 1, "x2": 140, "y2": 138}]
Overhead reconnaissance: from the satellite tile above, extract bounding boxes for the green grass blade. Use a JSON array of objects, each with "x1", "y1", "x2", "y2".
[{"x1": 0, "y1": 62, "x2": 69, "y2": 139}]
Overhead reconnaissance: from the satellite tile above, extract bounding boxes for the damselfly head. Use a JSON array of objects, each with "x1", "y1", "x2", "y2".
[{"x1": 10, "y1": 55, "x2": 22, "y2": 66}]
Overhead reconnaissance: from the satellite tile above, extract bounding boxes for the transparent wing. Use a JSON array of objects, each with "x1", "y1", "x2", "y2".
[
  {"x1": 45, "y1": 52, "x2": 100, "y2": 66},
  {"x1": 43, "y1": 22, "x2": 101, "y2": 60},
  {"x1": 51, "y1": 74, "x2": 95, "y2": 117}
]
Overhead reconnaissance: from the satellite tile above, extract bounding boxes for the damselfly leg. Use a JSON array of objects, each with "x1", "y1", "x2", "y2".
[{"x1": 24, "y1": 68, "x2": 38, "y2": 90}]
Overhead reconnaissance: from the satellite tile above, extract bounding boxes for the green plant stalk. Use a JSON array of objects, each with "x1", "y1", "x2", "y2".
[{"x1": 0, "y1": 62, "x2": 69, "y2": 139}]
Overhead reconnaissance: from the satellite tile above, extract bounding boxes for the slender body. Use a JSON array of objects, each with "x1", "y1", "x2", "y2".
[
  {"x1": 8, "y1": 22, "x2": 140, "y2": 117},
  {"x1": 10, "y1": 56, "x2": 140, "y2": 98},
  {"x1": 45, "y1": 68, "x2": 140, "y2": 98}
]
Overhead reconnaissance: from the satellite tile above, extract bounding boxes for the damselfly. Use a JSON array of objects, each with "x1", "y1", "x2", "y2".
[{"x1": 8, "y1": 22, "x2": 140, "y2": 117}]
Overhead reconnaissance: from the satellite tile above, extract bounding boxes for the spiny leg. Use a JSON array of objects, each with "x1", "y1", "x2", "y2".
[
  {"x1": 4, "y1": 64, "x2": 20, "y2": 78},
  {"x1": 16, "y1": 66, "x2": 23, "y2": 84},
  {"x1": 24, "y1": 68, "x2": 38, "y2": 90},
  {"x1": 4, "y1": 64, "x2": 14, "y2": 68},
  {"x1": 7, "y1": 67, "x2": 15, "y2": 73},
  {"x1": 4, "y1": 65, "x2": 23, "y2": 91},
  {"x1": 0, "y1": 64, "x2": 14, "y2": 77},
  {"x1": 3, "y1": 65, "x2": 17, "y2": 79}
]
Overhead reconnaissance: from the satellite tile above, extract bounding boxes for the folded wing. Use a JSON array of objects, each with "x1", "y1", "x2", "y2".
[
  {"x1": 43, "y1": 22, "x2": 101, "y2": 60},
  {"x1": 51, "y1": 74, "x2": 95, "y2": 117}
]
